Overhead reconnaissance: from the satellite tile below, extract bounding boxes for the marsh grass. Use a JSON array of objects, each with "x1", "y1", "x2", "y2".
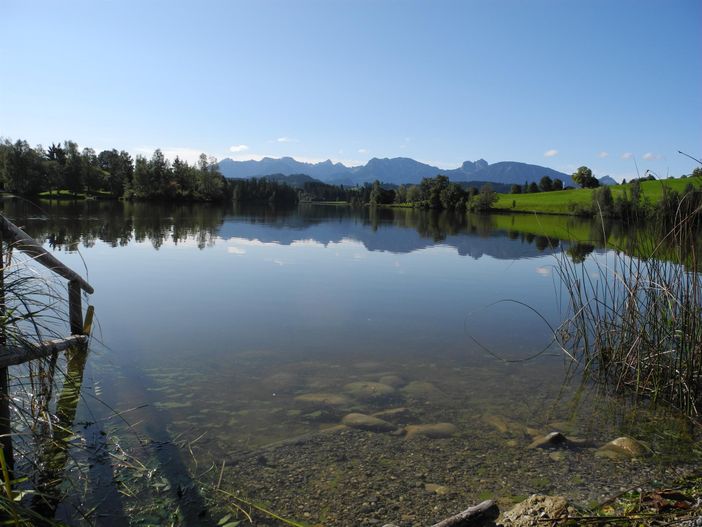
[{"x1": 555, "y1": 195, "x2": 702, "y2": 421}]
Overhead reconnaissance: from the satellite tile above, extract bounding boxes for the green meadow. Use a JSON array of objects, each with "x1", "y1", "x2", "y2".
[{"x1": 493, "y1": 177, "x2": 701, "y2": 215}]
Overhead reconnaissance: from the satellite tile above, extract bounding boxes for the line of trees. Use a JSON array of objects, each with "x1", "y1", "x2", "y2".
[
  {"x1": 0, "y1": 139, "x2": 227, "y2": 201},
  {"x1": 511, "y1": 175, "x2": 565, "y2": 194}
]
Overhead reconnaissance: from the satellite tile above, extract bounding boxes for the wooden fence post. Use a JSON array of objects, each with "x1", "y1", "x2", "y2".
[{"x1": 69, "y1": 280, "x2": 83, "y2": 335}]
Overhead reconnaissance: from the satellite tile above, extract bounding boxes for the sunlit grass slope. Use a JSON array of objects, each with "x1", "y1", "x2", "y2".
[{"x1": 493, "y1": 178, "x2": 700, "y2": 215}]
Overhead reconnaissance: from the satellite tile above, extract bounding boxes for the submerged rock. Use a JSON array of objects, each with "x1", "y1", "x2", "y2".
[
  {"x1": 341, "y1": 413, "x2": 396, "y2": 433},
  {"x1": 344, "y1": 381, "x2": 396, "y2": 401},
  {"x1": 379, "y1": 375, "x2": 405, "y2": 388},
  {"x1": 528, "y1": 432, "x2": 568, "y2": 449},
  {"x1": 483, "y1": 414, "x2": 539, "y2": 437},
  {"x1": 404, "y1": 422, "x2": 457, "y2": 439},
  {"x1": 294, "y1": 393, "x2": 350, "y2": 406},
  {"x1": 596, "y1": 436, "x2": 651, "y2": 459},
  {"x1": 483, "y1": 414, "x2": 510, "y2": 433},
  {"x1": 302, "y1": 409, "x2": 339, "y2": 422},
  {"x1": 400, "y1": 381, "x2": 440, "y2": 398},
  {"x1": 525, "y1": 427, "x2": 542, "y2": 438}
]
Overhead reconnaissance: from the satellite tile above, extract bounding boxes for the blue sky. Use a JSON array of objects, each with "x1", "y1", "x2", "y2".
[{"x1": 1, "y1": 0, "x2": 700, "y2": 180}]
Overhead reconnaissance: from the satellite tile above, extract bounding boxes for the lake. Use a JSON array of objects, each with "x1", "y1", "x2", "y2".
[{"x1": 2, "y1": 198, "x2": 700, "y2": 526}]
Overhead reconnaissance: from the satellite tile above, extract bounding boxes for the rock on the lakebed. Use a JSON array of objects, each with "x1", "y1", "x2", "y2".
[
  {"x1": 483, "y1": 414, "x2": 539, "y2": 437},
  {"x1": 399, "y1": 380, "x2": 441, "y2": 398},
  {"x1": 379, "y1": 375, "x2": 405, "y2": 388},
  {"x1": 596, "y1": 436, "x2": 651, "y2": 459},
  {"x1": 294, "y1": 393, "x2": 350, "y2": 406},
  {"x1": 527, "y1": 432, "x2": 569, "y2": 449},
  {"x1": 404, "y1": 423, "x2": 457, "y2": 439},
  {"x1": 501, "y1": 494, "x2": 571, "y2": 526},
  {"x1": 343, "y1": 381, "x2": 396, "y2": 400},
  {"x1": 482, "y1": 414, "x2": 511, "y2": 434},
  {"x1": 341, "y1": 413, "x2": 396, "y2": 433}
]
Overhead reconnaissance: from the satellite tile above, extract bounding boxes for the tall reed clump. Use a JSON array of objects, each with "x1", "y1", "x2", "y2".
[
  {"x1": 555, "y1": 192, "x2": 702, "y2": 420},
  {"x1": 0, "y1": 232, "x2": 94, "y2": 525}
]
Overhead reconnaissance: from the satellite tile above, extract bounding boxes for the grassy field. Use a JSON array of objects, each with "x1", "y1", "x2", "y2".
[{"x1": 493, "y1": 177, "x2": 701, "y2": 215}]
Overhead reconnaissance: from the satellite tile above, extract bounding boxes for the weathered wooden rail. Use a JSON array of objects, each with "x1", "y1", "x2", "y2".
[{"x1": 0, "y1": 213, "x2": 94, "y2": 471}]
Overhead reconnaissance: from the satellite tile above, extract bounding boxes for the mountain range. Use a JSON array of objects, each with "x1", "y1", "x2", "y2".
[{"x1": 218, "y1": 156, "x2": 616, "y2": 187}]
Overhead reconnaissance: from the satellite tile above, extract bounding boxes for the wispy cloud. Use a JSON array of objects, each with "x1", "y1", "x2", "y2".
[
  {"x1": 276, "y1": 136, "x2": 298, "y2": 143},
  {"x1": 358, "y1": 148, "x2": 369, "y2": 154},
  {"x1": 621, "y1": 152, "x2": 634, "y2": 160},
  {"x1": 544, "y1": 149, "x2": 558, "y2": 158},
  {"x1": 229, "y1": 144, "x2": 249, "y2": 153},
  {"x1": 642, "y1": 152, "x2": 660, "y2": 161},
  {"x1": 597, "y1": 151, "x2": 609, "y2": 158}
]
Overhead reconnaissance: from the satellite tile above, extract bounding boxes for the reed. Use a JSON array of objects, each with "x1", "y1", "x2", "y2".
[{"x1": 555, "y1": 193, "x2": 702, "y2": 420}]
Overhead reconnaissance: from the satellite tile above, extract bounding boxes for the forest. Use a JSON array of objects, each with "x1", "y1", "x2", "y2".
[{"x1": 0, "y1": 138, "x2": 492, "y2": 209}]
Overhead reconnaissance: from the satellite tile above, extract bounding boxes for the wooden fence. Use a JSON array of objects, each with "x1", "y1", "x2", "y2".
[{"x1": 0, "y1": 213, "x2": 94, "y2": 472}]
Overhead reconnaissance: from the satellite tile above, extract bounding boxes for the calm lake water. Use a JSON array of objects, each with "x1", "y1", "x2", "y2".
[{"x1": 3, "y1": 198, "x2": 700, "y2": 526}]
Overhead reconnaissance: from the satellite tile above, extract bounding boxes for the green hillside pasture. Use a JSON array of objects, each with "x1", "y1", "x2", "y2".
[{"x1": 493, "y1": 177, "x2": 701, "y2": 215}]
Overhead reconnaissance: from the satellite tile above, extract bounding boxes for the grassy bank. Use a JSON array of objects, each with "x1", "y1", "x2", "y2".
[{"x1": 493, "y1": 177, "x2": 701, "y2": 215}]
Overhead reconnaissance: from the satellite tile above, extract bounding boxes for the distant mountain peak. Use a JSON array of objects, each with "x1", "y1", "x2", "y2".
[{"x1": 217, "y1": 155, "x2": 572, "y2": 186}]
